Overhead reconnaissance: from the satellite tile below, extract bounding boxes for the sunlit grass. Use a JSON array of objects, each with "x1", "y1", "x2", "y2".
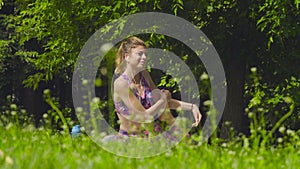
[{"x1": 1, "y1": 125, "x2": 299, "y2": 169}]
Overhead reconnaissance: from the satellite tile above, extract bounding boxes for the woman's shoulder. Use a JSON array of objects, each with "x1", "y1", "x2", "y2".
[{"x1": 114, "y1": 75, "x2": 129, "y2": 90}]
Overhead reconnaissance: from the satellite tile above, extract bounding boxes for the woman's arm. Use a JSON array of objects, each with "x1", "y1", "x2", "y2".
[
  {"x1": 168, "y1": 99, "x2": 202, "y2": 127},
  {"x1": 142, "y1": 70, "x2": 202, "y2": 126},
  {"x1": 114, "y1": 77, "x2": 168, "y2": 123}
]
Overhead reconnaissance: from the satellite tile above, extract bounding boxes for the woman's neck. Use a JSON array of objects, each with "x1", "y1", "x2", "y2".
[{"x1": 124, "y1": 68, "x2": 141, "y2": 83}]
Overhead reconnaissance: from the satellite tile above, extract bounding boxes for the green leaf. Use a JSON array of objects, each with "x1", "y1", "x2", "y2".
[
  {"x1": 295, "y1": 0, "x2": 300, "y2": 9},
  {"x1": 0, "y1": 0, "x2": 4, "y2": 10}
]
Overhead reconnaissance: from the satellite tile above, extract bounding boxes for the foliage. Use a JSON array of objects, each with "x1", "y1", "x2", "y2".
[
  {"x1": 0, "y1": 125, "x2": 299, "y2": 168},
  {"x1": 43, "y1": 89, "x2": 71, "y2": 134},
  {"x1": 1, "y1": 0, "x2": 194, "y2": 88},
  {"x1": 0, "y1": 95, "x2": 34, "y2": 128},
  {"x1": 244, "y1": 67, "x2": 300, "y2": 148},
  {"x1": 250, "y1": 0, "x2": 300, "y2": 49},
  {"x1": 0, "y1": 0, "x2": 3, "y2": 10},
  {"x1": 0, "y1": 0, "x2": 299, "y2": 156}
]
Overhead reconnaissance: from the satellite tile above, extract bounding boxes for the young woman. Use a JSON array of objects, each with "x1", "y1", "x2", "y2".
[{"x1": 113, "y1": 36, "x2": 202, "y2": 138}]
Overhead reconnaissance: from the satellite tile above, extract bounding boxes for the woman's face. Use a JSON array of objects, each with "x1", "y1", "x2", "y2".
[{"x1": 126, "y1": 45, "x2": 147, "y2": 70}]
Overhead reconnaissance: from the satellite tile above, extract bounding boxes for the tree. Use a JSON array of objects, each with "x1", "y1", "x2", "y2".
[{"x1": 0, "y1": 0, "x2": 299, "y2": 136}]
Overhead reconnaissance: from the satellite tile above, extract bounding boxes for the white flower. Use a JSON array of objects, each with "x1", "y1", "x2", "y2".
[
  {"x1": 286, "y1": 129, "x2": 295, "y2": 136},
  {"x1": 284, "y1": 97, "x2": 292, "y2": 104},
  {"x1": 100, "y1": 68, "x2": 108, "y2": 76},
  {"x1": 11, "y1": 111, "x2": 17, "y2": 116},
  {"x1": 224, "y1": 121, "x2": 231, "y2": 126},
  {"x1": 5, "y1": 156, "x2": 13, "y2": 165},
  {"x1": 76, "y1": 107, "x2": 83, "y2": 113},
  {"x1": 43, "y1": 113, "x2": 48, "y2": 118},
  {"x1": 82, "y1": 79, "x2": 89, "y2": 85},
  {"x1": 277, "y1": 137, "x2": 283, "y2": 143},
  {"x1": 228, "y1": 150, "x2": 235, "y2": 155},
  {"x1": 92, "y1": 97, "x2": 100, "y2": 103},
  {"x1": 279, "y1": 126, "x2": 285, "y2": 133},
  {"x1": 250, "y1": 67, "x2": 257, "y2": 73},
  {"x1": 43, "y1": 89, "x2": 50, "y2": 95},
  {"x1": 200, "y1": 73, "x2": 209, "y2": 80},
  {"x1": 10, "y1": 104, "x2": 17, "y2": 110},
  {"x1": 0, "y1": 149, "x2": 4, "y2": 158},
  {"x1": 100, "y1": 43, "x2": 113, "y2": 53},
  {"x1": 100, "y1": 132, "x2": 107, "y2": 137},
  {"x1": 203, "y1": 100, "x2": 212, "y2": 106},
  {"x1": 258, "y1": 108, "x2": 264, "y2": 112}
]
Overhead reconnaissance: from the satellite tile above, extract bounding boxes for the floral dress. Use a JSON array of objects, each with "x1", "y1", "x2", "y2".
[{"x1": 114, "y1": 72, "x2": 163, "y2": 136}]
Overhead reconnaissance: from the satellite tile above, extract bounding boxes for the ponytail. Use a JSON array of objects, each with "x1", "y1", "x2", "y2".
[{"x1": 115, "y1": 42, "x2": 127, "y2": 75}]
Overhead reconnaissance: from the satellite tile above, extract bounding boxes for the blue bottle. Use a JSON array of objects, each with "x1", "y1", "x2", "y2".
[{"x1": 71, "y1": 125, "x2": 82, "y2": 139}]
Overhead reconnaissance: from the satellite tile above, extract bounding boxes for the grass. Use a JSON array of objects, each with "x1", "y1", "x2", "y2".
[{"x1": 1, "y1": 124, "x2": 299, "y2": 169}]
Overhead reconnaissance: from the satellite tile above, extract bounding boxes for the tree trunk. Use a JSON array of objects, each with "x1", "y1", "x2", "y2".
[{"x1": 220, "y1": 49, "x2": 248, "y2": 139}]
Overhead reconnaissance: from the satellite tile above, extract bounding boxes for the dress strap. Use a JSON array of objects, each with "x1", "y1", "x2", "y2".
[
  {"x1": 121, "y1": 73, "x2": 132, "y2": 85},
  {"x1": 121, "y1": 72, "x2": 144, "y2": 85}
]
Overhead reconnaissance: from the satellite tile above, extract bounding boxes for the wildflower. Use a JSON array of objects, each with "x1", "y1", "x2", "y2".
[
  {"x1": 10, "y1": 104, "x2": 17, "y2": 110},
  {"x1": 43, "y1": 113, "x2": 48, "y2": 119},
  {"x1": 245, "y1": 108, "x2": 249, "y2": 113},
  {"x1": 100, "y1": 68, "x2": 108, "y2": 76},
  {"x1": 224, "y1": 121, "x2": 231, "y2": 126},
  {"x1": 100, "y1": 43, "x2": 113, "y2": 53},
  {"x1": 5, "y1": 156, "x2": 13, "y2": 165},
  {"x1": 284, "y1": 97, "x2": 293, "y2": 104},
  {"x1": 286, "y1": 129, "x2": 295, "y2": 136},
  {"x1": 80, "y1": 126, "x2": 85, "y2": 132},
  {"x1": 0, "y1": 149, "x2": 3, "y2": 158},
  {"x1": 206, "y1": 111, "x2": 211, "y2": 115},
  {"x1": 258, "y1": 108, "x2": 264, "y2": 112},
  {"x1": 184, "y1": 75, "x2": 191, "y2": 81},
  {"x1": 0, "y1": 150, "x2": 13, "y2": 165},
  {"x1": 165, "y1": 150, "x2": 173, "y2": 157},
  {"x1": 250, "y1": 67, "x2": 257, "y2": 73},
  {"x1": 82, "y1": 79, "x2": 88, "y2": 85},
  {"x1": 203, "y1": 100, "x2": 212, "y2": 106},
  {"x1": 100, "y1": 132, "x2": 107, "y2": 138},
  {"x1": 43, "y1": 89, "x2": 50, "y2": 95},
  {"x1": 76, "y1": 107, "x2": 83, "y2": 113},
  {"x1": 92, "y1": 97, "x2": 100, "y2": 103},
  {"x1": 11, "y1": 111, "x2": 17, "y2": 116},
  {"x1": 256, "y1": 156, "x2": 263, "y2": 160},
  {"x1": 277, "y1": 137, "x2": 283, "y2": 143},
  {"x1": 200, "y1": 73, "x2": 209, "y2": 80},
  {"x1": 176, "y1": 107, "x2": 183, "y2": 113},
  {"x1": 228, "y1": 150, "x2": 235, "y2": 155},
  {"x1": 279, "y1": 126, "x2": 286, "y2": 133},
  {"x1": 69, "y1": 120, "x2": 74, "y2": 126}
]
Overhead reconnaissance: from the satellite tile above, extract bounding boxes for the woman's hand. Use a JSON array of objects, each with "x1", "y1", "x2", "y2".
[
  {"x1": 161, "y1": 89, "x2": 171, "y2": 102},
  {"x1": 191, "y1": 104, "x2": 202, "y2": 127},
  {"x1": 151, "y1": 89, "x2": 170, "y2": 103},
  {"x1": 159, "y1": 90, "x2": 168, "y2": 102}
]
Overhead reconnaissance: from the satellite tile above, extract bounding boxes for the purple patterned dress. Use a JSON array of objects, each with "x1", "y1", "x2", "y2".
[{"x1": 114, "y1": 72, "x2": 163, "y2": 136}]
